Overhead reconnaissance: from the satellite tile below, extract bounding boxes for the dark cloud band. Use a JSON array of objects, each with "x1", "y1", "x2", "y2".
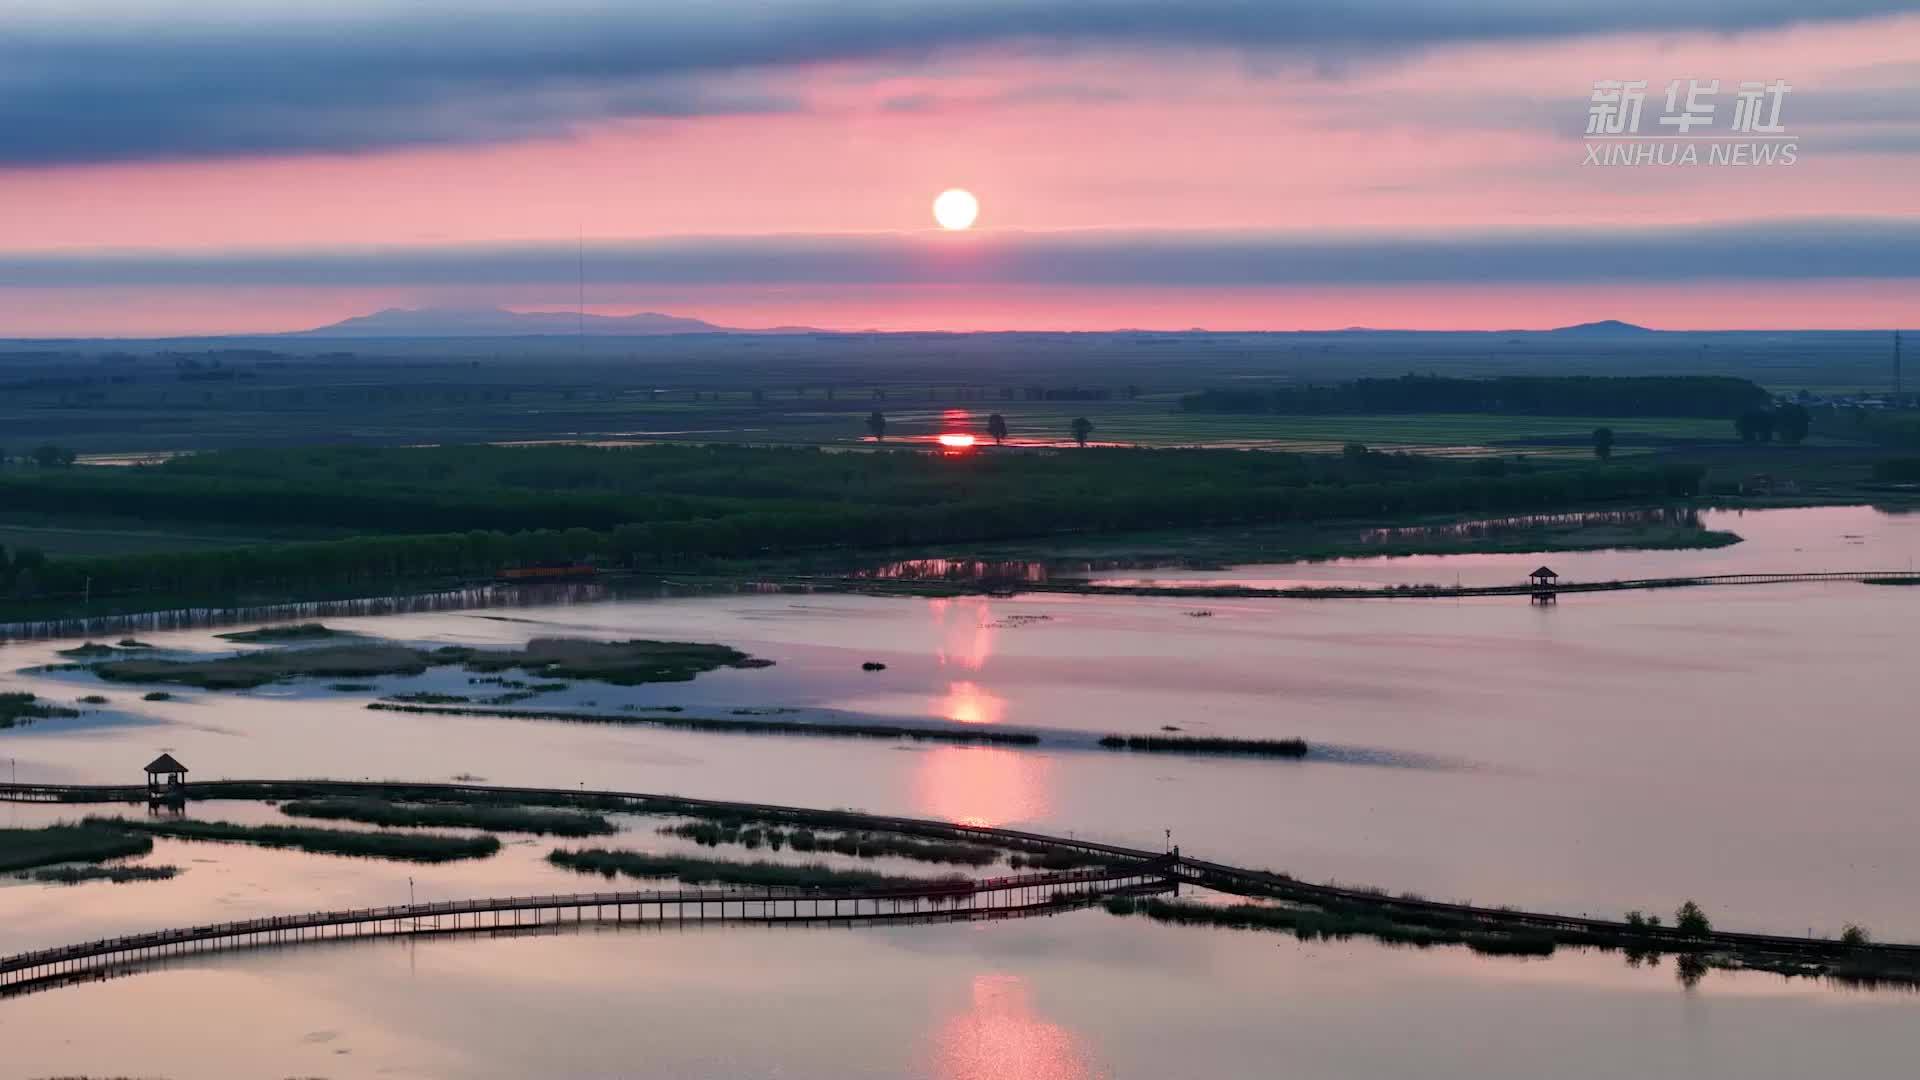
[
  {"x1": 3, "y1": 1, "x2": 1917, "y2": 164},
  {"x1": 4, "y1": 220, "x2": 1915, "y2": 287}
]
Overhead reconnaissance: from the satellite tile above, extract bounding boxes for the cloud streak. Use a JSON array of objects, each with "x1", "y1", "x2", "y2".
[
  {"x1": 7, "y1": 220, "x2": 1917, "y2": 288},
  {"x1": 4, "y1": 1, "x2": 1918, "y2": 165}
]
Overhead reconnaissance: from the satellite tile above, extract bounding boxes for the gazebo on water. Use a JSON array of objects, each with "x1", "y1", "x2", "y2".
[{"x1": 144, "y1": 753, "x2": 188, "y2": 794}]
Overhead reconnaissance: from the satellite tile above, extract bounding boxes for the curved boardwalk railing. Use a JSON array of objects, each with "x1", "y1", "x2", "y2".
[
  {"x1": 2, "y1": 778, "x2": 1914, "y2": 993},
  {"x1": 0, "y1": 861, "x2": 1172, "y2": 993},
  {"x1": 5, "y1": 569, "x2": 1913, "y2": 644},
  {"x1": 1000, "y1": 569, "x2": 1920, "y2": 601}
]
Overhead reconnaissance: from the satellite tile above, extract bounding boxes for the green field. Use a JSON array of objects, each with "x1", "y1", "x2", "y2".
[
  {"x1": 0, "y1": 504, "x2": 350, "y2": 558},
  {"x1": 835, "y1": 405, "x2": 1740, "y2": 457}
]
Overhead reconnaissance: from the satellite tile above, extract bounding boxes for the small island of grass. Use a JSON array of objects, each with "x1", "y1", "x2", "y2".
[
  {"x1": 94, "y1": 643, "x2": 432, "y2": 690},
  {"x1": 454, "y1": 637, "x2": 772, "y2": 685},
  {"x1": 215, "y1": 622, "x2": 348, "y2": 643},
  {"x1": 662, "y1": 822, "x2": 1002, "y2": 866},
  {"x1": 88, "y1": 635, "x2": 770, "y2": 691},
  {"x1": 1098, "y1": 733, "x2": 1309, "y2": 757},
  {"x1": 0, "y1": 824, "x2": 154, "y2": 873},
  {"x1": 1104, "y1": 895, "x2": 1558, "y2": 957},
  {"x1": 92, "y1": 816, "x2": 502, "y2": 862},
  {"x1": 386, "y1": 691, "x2": 472, "y2": 704},
  {"x1": 56, "y1": 642, "x2": 121, "y2": 658},
  {"x1": 366, "y1": 701, "x2": 1041, "y2": 745},
  {"x1": 548, "y1": 848, "x2": 966, "y2": 890},
  {"x1": 22, "y1": 864, "x2": 180, "y2": 885},
  {"x1": 279, "y1": 797, "x2": 617, "y2": 836},
  {"x1": 0, "y1": 692, "x2": 80, "y2": 730}
]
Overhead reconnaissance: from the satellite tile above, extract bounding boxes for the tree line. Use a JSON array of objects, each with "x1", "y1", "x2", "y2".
[
  {"x1": 11, "y1": 458, "x2": 1706, "y2": 602},
  {"x1": 1733, "y1": 403, "x2": 1811, "y2": 443},
  {"x1": 1180, "y1": 375, "x2": 1771, "y2": 418}
]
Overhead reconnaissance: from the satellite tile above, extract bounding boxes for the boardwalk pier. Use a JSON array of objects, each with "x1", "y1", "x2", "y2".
[
  {"x1": 5, "y1": 778, "x2": 1920, "y2": 995},
  {"x1": 0, "y1": 854, "x2": 1174, "y2": 995}
]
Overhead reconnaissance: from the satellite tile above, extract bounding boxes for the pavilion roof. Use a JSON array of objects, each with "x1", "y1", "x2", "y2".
[{"x1": 144, "y1": 753, "x2": 188, "y2": 774}]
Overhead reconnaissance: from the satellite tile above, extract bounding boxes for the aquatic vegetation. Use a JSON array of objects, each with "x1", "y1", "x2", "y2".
[
  {"x1": 21, "y1": 864, "x2": 180, "y2": 885},
  {"x1": 141, "y1": 691, "x2": 173, "y2": 701},
  {"x1": 1106, "y1": 896, "x2": 1559, "y2": 957},
  {"x1": 548, "y1": 848, "x2": 965, "y2": 890},
  {"x1": 662, "y1": 822, "x2": 1001, "y2": 866},
  {"x1": 92, "y1": 816, "x2": 501, "y2": 862},
  {"x1": 215, "y1": 622, "x2": 346, "y2": 642},
  {"x1": 1007, "y1": 848, "x2": 1114, "y2": 870},
  {"x1": 1098, "y1": 734, "x2": 1309, "y2": 757},
  {"x1": 0, "y1": 825, "x2": 154, "y2": 873},
  {"x1": 451, "y1": 637, "x2": 771, "y2": 685},
  {"x1": 386, "y1": 691, "x2": 472, "y2": 704},
  {"x1": 56, "y1": 642, "x2": 119, "y2": 657},
  {"x1": 366, "y1": 702, "x2": 1042, "y2": 745},
  {"x1": 92, "y1": 636, "x2": 767, "y2": 691},
  {"x1": 0, "y1": 692, "x2": 80, "y2": 729},
  {"x1": 328, "y1": 682, "x2": 376, "y2": 692},
  {"x1": 93, "y1": 643, "x2": 432, "y2": 689},
  {"x1": 278, "y1": 797, "x2": 616, "y2": 836},
  {"x1": 77, "y1": 695, "x2": 110, "y2": 705}
]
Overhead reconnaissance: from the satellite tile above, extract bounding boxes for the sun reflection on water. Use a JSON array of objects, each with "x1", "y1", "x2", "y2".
[
  {"x1": 929, "y1": 974, "x2": 1101, "y2": 1080},
  {"x1": 912, "y1": 746, "x2": 1053, "y2": 828},
  {"x1": 941, "y1": 680, "x2": 1006, "y2": 726}
]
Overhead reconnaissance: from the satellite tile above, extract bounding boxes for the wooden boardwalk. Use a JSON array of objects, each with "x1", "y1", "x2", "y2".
[
  {"x1": 0, "y1": 860, "x2": 1174, "y2": 994},
  {"x1": 4, "y1": 778, "x2": 1917, "y2": 994},
  {"x1": 1010, "y1": 569, "x2": 1920, "y2": 601}
]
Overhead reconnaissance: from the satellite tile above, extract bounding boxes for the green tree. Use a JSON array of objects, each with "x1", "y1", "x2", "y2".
[
  {"x1": 1734, "y1": 410, "x2": 1776, "y2": 443},
  {"x1": 1070, "y1": 417, "x2": 1094, "y2": 447},
  {"x1": 987, "y1": 413, "x2": 1009, "y2": 446},
  {"x1": 865, "y1": 411, "x2": 887, "y2": 442},
  {"x1": 1842, "y1": 923, "x2": 1870, "y2": 947},
  {"x1": 1675, "y1": 900, "x2": 1711, "y2": 937},
  {"x1": 1775, "y1": 403, "x2": 1811, "y2": 445},
  {"x1": 1592, "y1": 427, "x2": 1615, "y2": 460}
]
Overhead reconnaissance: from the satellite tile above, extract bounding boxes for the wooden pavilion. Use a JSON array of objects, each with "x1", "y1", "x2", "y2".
[{"x1": 144, "y1": 753, "x2": 188, "y2": 794}]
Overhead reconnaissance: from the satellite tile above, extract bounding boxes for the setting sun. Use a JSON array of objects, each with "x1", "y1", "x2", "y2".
[{"x1": 933, "y1": 188, "x2": 979, "y2": 231}]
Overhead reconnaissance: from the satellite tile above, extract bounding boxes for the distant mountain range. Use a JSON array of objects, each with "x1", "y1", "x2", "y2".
[
  {"x1": 1544, "y1": 319, "x2": 1656, "y2": 335},
  {"x1": 294, "y1": 306, "x2": 820, "y2": 337},
  {"x1": 288, "y1": 306, "x2": 1657, "y2": 338}
]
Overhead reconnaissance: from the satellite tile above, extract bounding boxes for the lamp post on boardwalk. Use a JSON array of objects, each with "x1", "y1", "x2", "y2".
[{"x1": 409, "y1": 876, "x2": 415, "y2": 907}]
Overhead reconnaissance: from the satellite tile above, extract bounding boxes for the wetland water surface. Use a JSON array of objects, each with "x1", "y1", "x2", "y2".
[{"x1": 1, "y1": 505, "x2": 1916, "y2": 1076}]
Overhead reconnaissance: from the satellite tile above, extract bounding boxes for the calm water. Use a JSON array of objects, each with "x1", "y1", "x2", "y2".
[
  {"x1": 2, "y1": 505, "x2": 1917, "y2": 1074},
  {"x1": 4, "y1": 912, "x2": 1916, "y2": 1080}
]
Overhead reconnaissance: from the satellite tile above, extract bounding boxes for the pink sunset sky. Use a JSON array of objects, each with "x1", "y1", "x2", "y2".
[{"x1": 2, "y1": 2, "x2": 1917, "y2": 336}]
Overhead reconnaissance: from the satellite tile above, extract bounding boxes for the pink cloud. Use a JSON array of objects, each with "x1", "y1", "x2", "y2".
[{"x1": 1, "y1": 16, "x2": 1916, "y2": 333}]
